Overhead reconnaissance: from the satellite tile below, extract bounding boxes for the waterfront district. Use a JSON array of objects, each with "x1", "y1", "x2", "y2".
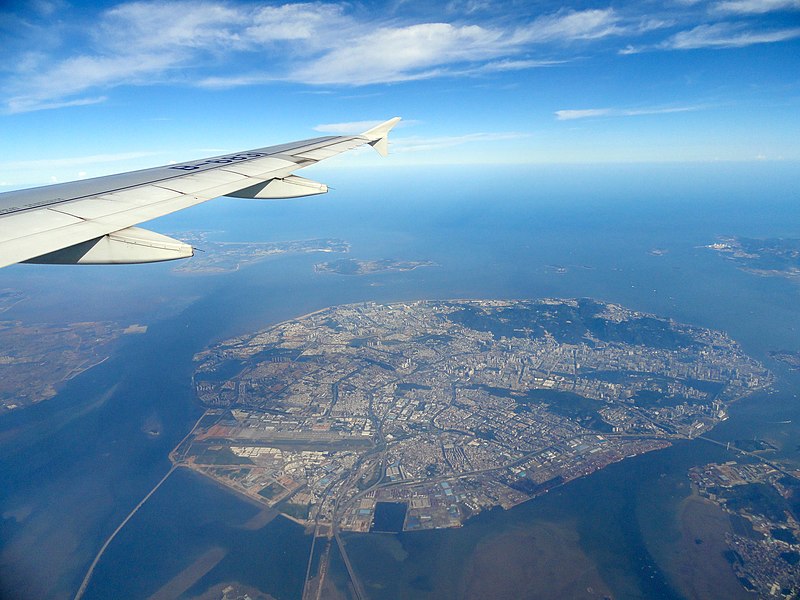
[{"x1": 179, "y1": 298, "x2": 770, "y2": 539}]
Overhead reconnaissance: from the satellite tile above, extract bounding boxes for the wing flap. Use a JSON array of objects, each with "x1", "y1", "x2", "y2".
[
  {"x1": 0, "y1": 219, "x2": 121, "y2": 268},
  {"x1": 26, "y1": 227, "x2": 194, "y2": 265}
]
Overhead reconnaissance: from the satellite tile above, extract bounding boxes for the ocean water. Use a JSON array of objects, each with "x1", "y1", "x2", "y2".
[{"x1": 0, "y1": 162, "x2": 799, "y2": 599}]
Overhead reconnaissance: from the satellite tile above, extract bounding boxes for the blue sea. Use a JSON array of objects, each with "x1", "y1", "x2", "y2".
[{"x1": 1, "y1": 162, "x2": 799, "y2": 599}]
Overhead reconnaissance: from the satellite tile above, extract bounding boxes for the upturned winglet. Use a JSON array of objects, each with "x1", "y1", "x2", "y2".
[{"x1": 362, "y1": 117, "x2": 401, "y2": 157}]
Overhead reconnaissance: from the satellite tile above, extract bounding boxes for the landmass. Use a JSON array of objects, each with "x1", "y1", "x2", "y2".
[
  {"x1": 171, "y1": 232, "x2": 350, "y2": 274},
  {"x1": 706, "y1": 236, "x2": 800, "y2": 279},
  {"x1": 177, "y1": 298, "x2": 769, "y2": 540},
  {"x1": 315, "y1": 258, "x2": 436, "y2": 276},
  {"x1": 689, "y1": 460, "x2": 800, "y2": 597},
  {"x1": 0, "y1": 320, "x2": 145, "y2": 411},
  {"x1": 770, "y1": 350, "x2": 800, "y2": 371}
]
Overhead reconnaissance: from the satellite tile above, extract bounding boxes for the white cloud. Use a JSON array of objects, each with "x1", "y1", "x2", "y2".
[
  {"x1": 2, "y1": 2, "x2": 638, "y2": 111},
  {"x1": 555, "y1": 109, "x2": 613, "y2": 120},
  {"x1": 245, "y1": 3, "x2": 348, "y2": 43},
  {"x1": 618, "y1": 44, "x2": 642, "y2": 55},
  {"x1": 293, "y1": 23, "x2": 512, "y2": 85},
  {"x1": 99, "y1": 1, "x2": 244, "y2": 52},
  {"x1": 513, "y1": 8, "x2": 622, "y2": 43},
  {"x1": 393, "y1": 132, "x2": 530, "y2": 153},
  {"x1": 292, "y1": 9, "x2": 625, "y2": 86},
  {"x1": 28, "y1": 0, "x2": 68, "y2": 17},
  {"x1": 5, "y1": 51, "x2": 178, "y2": 113},
  {"x1": 197, "y1": 73, "x2": 278, "y2": 89},
  {"x1": 446, "y1": 0, "x2": 493, "y2": 15},
  {"x1": 663, "y1": 22, "x2": 800, "y2": 48},
  {"x1": 474, "y1": 58, "x2": 562, "y2": 72},
  {"x1": 5, "y1": 1, "x2": 797, "y2": 113},
  {"x1": 6, "y1": 95, "x2": 108, "y2": 114},
  {"x1": 627, "y1": 106, "x2": 704, "y2": 116},
  {"x1": 712, "y1": 0, "x2": 800, "y2": 14},
  {"x1": 555, "y1": 106, "x2": 704, "y2": 120},
  {"x1": 292, "y1": 23, "x2": 502, "y2": 85}
]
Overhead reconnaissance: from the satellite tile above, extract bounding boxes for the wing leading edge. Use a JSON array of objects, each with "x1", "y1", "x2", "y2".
[{"x1": 0, "y1": 117, "x2": 401, "y2": 269}]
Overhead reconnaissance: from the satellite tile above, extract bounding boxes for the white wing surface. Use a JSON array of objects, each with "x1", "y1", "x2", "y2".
[{"x1": 0, "y1": 117, "x2": 400, "y2": 268}]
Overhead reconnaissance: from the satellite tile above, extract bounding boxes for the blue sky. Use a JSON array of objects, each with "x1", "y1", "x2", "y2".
[{"x1": 1, "y1": 0, "x2": 799, "y2": 187}]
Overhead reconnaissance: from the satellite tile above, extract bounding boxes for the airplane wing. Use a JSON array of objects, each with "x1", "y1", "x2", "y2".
[{"x1": 0, "y1": 117, "x2": 401, "y2": 268}]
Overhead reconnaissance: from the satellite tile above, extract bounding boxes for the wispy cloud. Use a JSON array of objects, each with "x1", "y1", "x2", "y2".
[
  {"x1": 293, "y1": 23, "x2": 505, "y2": 85},
  {"x1": 0, "y1": 2, "x2": 643, "y2": 113},
  {"x1": 6, "y1": 95, "x2": 108, "y2": 114},
  {"x1": 662, "y1": 22, "x2": 800, "y2": 49},
  {"x1": 555, "y1": 105, "x2": 704, "y2": 120},
  {"x1": 291, "y1": 9, "x2": 625, "y2": 86},
  {"x1": 3, "y1": 1, "x2": 799, "y2": 114},
  {"x1": 555, "y1": 109, "x2": 614, "y2": 120},
  {"x1": 513, "y1": 8, "x2": 623, "y2": 43},
  {"x1": 712, "y1": 0, "x2": 800, "y2": 14},
  {"x1": 393, "y1": 132, "x2": 530, "y2": 153}
]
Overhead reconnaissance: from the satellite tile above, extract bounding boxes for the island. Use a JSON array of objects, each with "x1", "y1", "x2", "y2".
[
  {"x1": 0, "y1": 320, "x2": 145, "y2": 411},
  {"x1": 314, "y1": 257, "x2": 436, "y2": 275},
  {"x1": 769, "y1": 350, "x2": 800, "y2": 371},
  {"x1": 706, "y1": 236, "x2": 800, "y2": 279},
  {"x1": 171, "y1": 233, "x2": 350, "y2": 274},
  {"x1": 178, "y1": 299, "x2": 769, "y2": 532},
  {"x1": 689, "y1": 460, "x2": 800, "y2": 597}
]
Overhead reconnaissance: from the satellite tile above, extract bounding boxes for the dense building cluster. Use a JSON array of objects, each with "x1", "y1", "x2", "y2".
[{"x1": 182, "y1": 299, "x2": 770, "y2": 533}]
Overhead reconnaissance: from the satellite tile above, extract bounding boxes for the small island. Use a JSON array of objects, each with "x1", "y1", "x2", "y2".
[
  {"x1": 706, "y1": 236, "x2": 800, "y2": 279},
  {"x1": 769, "y1": 350, "x2": 800, "y2": 371},
  {"x1": 314, "y1": 257, "x2": 436, "y2": 275},
  {"x1": 172, "y1": 233, "x2": 350, "y2": 274}
]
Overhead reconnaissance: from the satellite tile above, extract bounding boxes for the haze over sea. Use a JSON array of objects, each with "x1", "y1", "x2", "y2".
[{"x1": 1, "y1": 162, "x2": 800, "y2": 599}]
